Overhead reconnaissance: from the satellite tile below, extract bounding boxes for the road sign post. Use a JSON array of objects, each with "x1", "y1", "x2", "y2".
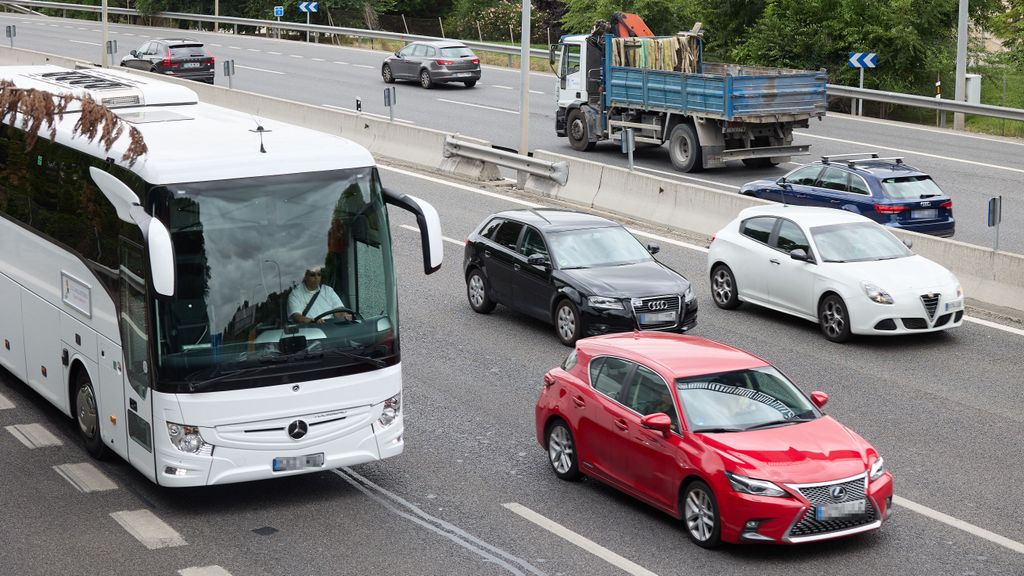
[
  {"x1": 223, "y1": 59, "x2": 235, "y2": 89},
  {"x1": 299, "y1": 2, "x2": 319, "y2": 43},
  {"x1": 5, "y1": 24, "x2": 14, "y2": 49},
  {"x1": 988, "y1": 196, "x2": 1002, "y2": 252},
  {"x1": 848, "y1": 52, "x2": 877, "y2": 116},
  {"x1": 106, "y1": 39, "x2": 117, "y2": 60},
  {"x1": 620, "y1": 128, "x2": 635, "y2": 171},
  {"x1": 273, "y1": 6, "x2": 284, "y2": 39},
  {"x1": 384, "y1": 86, "x2": 396, "y2": 122}
]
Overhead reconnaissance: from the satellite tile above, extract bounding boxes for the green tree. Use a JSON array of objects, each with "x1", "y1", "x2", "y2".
[
  {"x1": 987, "y1": 0, "x2": 1024, "y2": 68},
  {"x1": 559, "y1": 0, "x2": 697, "y2": 36}
]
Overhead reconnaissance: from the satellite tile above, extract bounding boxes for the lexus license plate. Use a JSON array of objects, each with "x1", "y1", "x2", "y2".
[
  {"x1": 944, "y1": 299, "x2": 963, "y2": 312},
  {"x1": 639, "y1": 311, "x2": 675, "y2": 324},
  {"x1": 273, "y1": 453, "x2": 324, "y2": 472},
  {"x1": 815, "y1": 498, "x2": 866, "y2": 521},
  {"x1": 911, "y1": 208, "x2": 938, "y2": 220}
]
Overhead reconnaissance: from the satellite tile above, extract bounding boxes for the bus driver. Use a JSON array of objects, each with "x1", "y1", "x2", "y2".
[{"x1": 288, "y1": 266, "x2": 353, "y2": 324}]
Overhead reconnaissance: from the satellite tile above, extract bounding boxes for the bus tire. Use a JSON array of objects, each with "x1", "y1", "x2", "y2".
[
  {"x1": 74, "y1": 370, "x2": 108, "y2": 459},
  {"x1": 668, "y1": 123, "x2": 703, "y2": 172}
]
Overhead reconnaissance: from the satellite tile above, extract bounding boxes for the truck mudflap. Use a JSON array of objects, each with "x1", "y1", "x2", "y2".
[{"x1": 717, "y1": 144, "x2": 810, "y2": 162}]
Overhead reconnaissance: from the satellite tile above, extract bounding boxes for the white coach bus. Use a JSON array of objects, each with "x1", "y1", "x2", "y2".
[{"x1": 0, "y1": 66, "x2": 442, "y2": 486}]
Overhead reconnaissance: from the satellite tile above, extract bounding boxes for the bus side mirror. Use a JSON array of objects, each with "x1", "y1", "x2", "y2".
[
  {"x1": 89, "y1": 167, "x2": 176, "y2": 297},
  {"x1": 383, "y1": 188, "x2": 443, "y2": 275}
]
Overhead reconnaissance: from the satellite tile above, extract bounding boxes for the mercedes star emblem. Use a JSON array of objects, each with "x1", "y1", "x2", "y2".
[{"x1": 287, "y1": 420, "x2": 309, "y2": 440}]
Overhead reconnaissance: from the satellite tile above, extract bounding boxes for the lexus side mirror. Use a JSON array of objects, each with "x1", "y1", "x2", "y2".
[
  {"x1": 640, "y1": 413, "x2": 673, "y2": 437},
  {"x1": 810, "y1": 391, "x2": 829, "y2": 409},
  {"x1": 790, "y1": 248, "x2": 810, "y2": 262},
  {"x1": 527, "y1": 254, "x2": 550, "y2": 267},
  {"x1": 646, "y1": 244, "x2": 660, "y2": 255}
]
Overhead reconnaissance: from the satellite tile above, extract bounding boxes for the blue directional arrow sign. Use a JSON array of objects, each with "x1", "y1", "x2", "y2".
[
  {"x1": 848, "y1": 52, "x2": 877, "y2": 69},
  {"x1": 299, "y1": 2, "x2": 319, "y2": 12},
  {"x1": 273, "y1": 5, "x2": 284, "y2": 17}
]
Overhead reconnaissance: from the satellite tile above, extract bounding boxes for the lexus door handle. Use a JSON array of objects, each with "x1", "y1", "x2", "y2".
[
  {"x1": 573, "y1": 396, "x2": 585, "y2": 407},
  {"x1": 770, "y1": 258, "x2": 781, "y2": 265},
  {"x1": 615, "y1": 419, "x2": 628, "y2": 431}
]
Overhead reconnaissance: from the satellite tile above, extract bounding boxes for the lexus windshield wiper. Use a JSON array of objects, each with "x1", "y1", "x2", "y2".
[
  {"x1": 743, "y1": 417, "x2": 815, "y2": 431},
  {"x1": 691, "y1": 427, "x2": 745, "y2": 433}
]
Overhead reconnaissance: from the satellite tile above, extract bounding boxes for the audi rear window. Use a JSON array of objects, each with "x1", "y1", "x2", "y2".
[{"x1": 880, "y1": 175, "x2": 944, "y2": 200}]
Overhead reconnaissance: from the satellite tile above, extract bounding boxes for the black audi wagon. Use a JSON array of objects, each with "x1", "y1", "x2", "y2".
[{"x1": 463, "y1": 209, "x2": 697, "y2": 345}]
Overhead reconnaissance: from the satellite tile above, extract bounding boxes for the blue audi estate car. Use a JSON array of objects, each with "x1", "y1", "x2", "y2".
[{"x1": 740, "y1": 154, "x2": 955, "y2": 237}]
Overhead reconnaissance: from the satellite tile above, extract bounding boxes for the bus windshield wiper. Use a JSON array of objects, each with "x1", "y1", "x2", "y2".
[
  {"x1": 324, "y1": 348, "x2": 387, "y2": 369},
  {"x1": 186, "y1": 364, "x2": 280, "y2": 392}
]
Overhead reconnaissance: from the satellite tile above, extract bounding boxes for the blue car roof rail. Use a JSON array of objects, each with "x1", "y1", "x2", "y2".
[{"x1": 821, "y1": 152, "x2": 878, "y2": 164}]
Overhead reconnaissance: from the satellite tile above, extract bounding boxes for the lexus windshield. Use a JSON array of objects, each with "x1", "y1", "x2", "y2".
[
  {"x1": 811, "y1": 222, "x2": 913, "y2": 263},
  {"x1": 149, "y1": 168, "x2": 398, "y2": 392},
  {"x1": 676, "y1": 367, "x2": 819, "y2": 432},
  {"x1": 548, "y1": 226, "x2": 652, "y2": 269}
]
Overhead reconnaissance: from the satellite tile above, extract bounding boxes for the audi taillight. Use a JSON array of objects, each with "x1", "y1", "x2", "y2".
[
  {"x1": 436, "y1": 59, "x2": 454, "y2": 65},
  {"x1": 471, "y1": 58, "x2": 480, "y2": 64},
  {"x1": 874, "y1": 204, "x2": 907, "y2": 214},
  {"x1": 940, "y1": 200, "x2": 952, "y2": 209}
]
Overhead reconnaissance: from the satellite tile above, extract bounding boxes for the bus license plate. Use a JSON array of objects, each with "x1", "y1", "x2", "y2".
[
  {"x1": 815, "y1": 498, "x2": 866, "y2": 521},
  {"x1": 911, "y1": 209, "x2": 937, "y2": 220},
  {"x1": 273, "y1": 453, "x2": 325, "y2": 472},
  {"x1": 639, "y1": 311, "x2": 675, "y2": 324}
]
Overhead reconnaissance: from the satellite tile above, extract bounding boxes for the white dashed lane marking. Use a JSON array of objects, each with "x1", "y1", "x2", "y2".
[
  {"x1": 110, "y1": 510, "x2": 188, "y2": 549},
  {"x1": 235, "y1": 65, "x2": 285, "y2": 75},
  {"x1": 179, "y1": 567, "x2": 233, "y2": 576},
  {"x1": 70, "y1": 40, "x2": 100, "y2": 47},
  {"x1": 0, "y1": 392, "x2": 13, "y2": 410},
  {"x1": 54, "y1": 462, "x2": 118, "y2": 493},
  {"x1": 399, "y1": 224, "x2": 462, "y2": 246},
  {"x1": 352, "y1": 64, "x2": 374, "y2": 69},
  {"x1": 6, "y1": 423, "x2": 62, "y2": 448}
]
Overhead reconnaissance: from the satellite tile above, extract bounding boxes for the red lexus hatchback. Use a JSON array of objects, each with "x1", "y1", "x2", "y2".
[{"x1": 535, "y1": 332, "x2": 893, "y2": 547}]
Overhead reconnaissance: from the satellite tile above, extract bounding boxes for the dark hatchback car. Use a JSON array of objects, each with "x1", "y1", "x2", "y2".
[
  {"x1": 120, "y1": 38, "x2": 215, "y2": 84},
  {"x1": 382, "y1": 40, "x2": 481, "y2": 88},
  {"x1": 463, "y1": 209, "x2": 697, "y2": 346},
  {"x1": 740, "y1": 154, "x2": 955, "y2": 237}
]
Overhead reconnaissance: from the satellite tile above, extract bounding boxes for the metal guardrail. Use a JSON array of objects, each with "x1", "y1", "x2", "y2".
[
  {"x1": 445, "y1": 136, "x2": 568, "y2": 185},
  {"x1": 3, "y1": 0, "x2": 1023, "y2": 123}
]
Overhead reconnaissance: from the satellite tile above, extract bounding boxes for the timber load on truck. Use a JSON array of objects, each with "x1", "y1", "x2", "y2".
[{"x1": 551, "y1": 13, "x2": 828, "y2": 172}]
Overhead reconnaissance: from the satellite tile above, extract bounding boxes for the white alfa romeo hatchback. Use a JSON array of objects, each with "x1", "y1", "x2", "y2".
[{"x1": 707, "y1": 205, "x2": 963, "y2": 342}]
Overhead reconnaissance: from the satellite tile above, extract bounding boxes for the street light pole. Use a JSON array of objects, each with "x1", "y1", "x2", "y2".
[
  {"x1": 101, "y1": 0, "x2": 109, "y2": 67},
  {"x1": 516, "y1": 0, "x2": 531, "y2": 189},
  {"x1": 953, "y1": 0, "x2": 968, "y2": 130}
]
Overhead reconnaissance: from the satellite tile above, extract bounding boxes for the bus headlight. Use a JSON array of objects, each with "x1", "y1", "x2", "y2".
[
  {"x1": 166, "y1": 422, "x2": 209, "y2": 454},
  {"x1": 378, "y1": 392, "x2": 402, "y2": 428}
]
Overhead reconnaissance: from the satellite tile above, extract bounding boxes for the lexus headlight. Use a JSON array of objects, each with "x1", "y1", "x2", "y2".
[
  {"x1": 870, "y1": 456, "x2": 886, "y2": 481},
  {"x1": 726, "y1": 472, "x2": 787, "y2": 497},
  {"x1": 378, "y1": 392, "x2": 402, "y2": 428},
  {"x1": 587, "y1": 296, "x2": 623, "y2": 310},
  {"x1": 861, "y1": 282, "x2": 894, "y2": 305},
  {"x1": 166, "y1": 422, "x2": 209, "y2": 454}
]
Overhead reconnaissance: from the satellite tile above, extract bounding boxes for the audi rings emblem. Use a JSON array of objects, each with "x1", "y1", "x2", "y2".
[
  {"x1": 830, "y1": 485, "x2": 847, "y2": 501},
  {"x1": 287, "y1": 420, "x2": 309, "y2": 440},
  {"x1": 648, "y1": 300, "x2": 669, "y2": 311}
]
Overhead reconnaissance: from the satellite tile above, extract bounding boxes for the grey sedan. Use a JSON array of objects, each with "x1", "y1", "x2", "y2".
[{"x1": 382, "y1": 41, "x2": 481, "y2": 88}]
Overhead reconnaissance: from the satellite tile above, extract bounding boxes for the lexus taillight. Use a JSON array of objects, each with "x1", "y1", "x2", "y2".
[
  {"x1": 435, "y1": 59, "x2": 454, "y2": 65},
  {"x1": 874, "y1": 204, "x2": 907, "y2": 214},
  {"x1": 940, "y1": 200, "x2": 952, "y2": 209}
]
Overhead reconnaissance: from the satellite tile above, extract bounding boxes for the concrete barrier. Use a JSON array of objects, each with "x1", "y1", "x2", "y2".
[{"x1": 528, "y1": 149, "x2": 1024, "y2": 315}]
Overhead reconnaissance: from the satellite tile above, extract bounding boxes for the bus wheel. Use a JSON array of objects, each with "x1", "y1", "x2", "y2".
[{"x1": 75, "y1": 371, "x2": 108, "y2": 459}]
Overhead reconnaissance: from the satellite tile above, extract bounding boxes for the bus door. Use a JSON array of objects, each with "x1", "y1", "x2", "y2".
[{"x1": 119, "y1": 238, "x2": 156, "y2": 482}]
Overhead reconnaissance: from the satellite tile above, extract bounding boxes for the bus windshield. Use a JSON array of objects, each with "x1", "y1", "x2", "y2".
[{"x1": 150, "y1": 168, "x2": 398, "y2": 393}]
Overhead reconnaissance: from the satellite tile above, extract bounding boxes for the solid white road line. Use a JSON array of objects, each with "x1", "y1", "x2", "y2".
[
  {"x1": 0, "y1": 392, "x2": 13, "y2": 410},
  {"x1": 491, "y1": 85, "x2": 514, "y2": 90},
  {"x1": 437, "y1": 98, "x2": 518, "y2": 115},
  {"x1": 54, "y1": 462, "x2": 118, "y2": 493},
  {"x1": 627, "y1": 227, "x2": 709, "y2": 254},
  {"x1": 234, "y1": 65, "x2": 285, "y2": 75},
  {"x1": 893, "y1": 495, "x2": 1024, "y2": 554},
  {"x1": 399, "y1": 224, "x2": 462, "y2": 246},
  {"x1": 6, "y1": 423, "x2": 62, "y2": 448},
  {"x1": 797, "y1": 132, "x2": 1024, "y2": 176},
  {"x1": 110, "y1": 510, "x2": 188, "y2": 550},
  {"x1": 178, "y1": 567, "x2": 233, "y2": 576},
  {"x1": 964, "y1": 315, "x2": 1024, "y2": 337},
  {"x1": 69, "y1": 40, "x2": 100, "y2": 46},
  {"x1": 380, "y1": 166, "x2": 1023, "y2": 338},
  {"x1": 503, "y1": 503, "x2": 660, "y2": 576}
]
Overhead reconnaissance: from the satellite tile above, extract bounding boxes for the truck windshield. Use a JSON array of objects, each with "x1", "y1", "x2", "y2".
[{"x1": 149, "y1": 168, "x2": 398, "y2": 393}]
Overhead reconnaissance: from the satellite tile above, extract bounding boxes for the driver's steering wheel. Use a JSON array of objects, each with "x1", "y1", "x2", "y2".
[{"x1": 311, "y1": 306, "x2": 361, "y2": 324}]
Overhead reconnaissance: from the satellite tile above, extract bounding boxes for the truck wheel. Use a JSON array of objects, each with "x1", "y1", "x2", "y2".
[
  {"x1": 567, "y1": 109, "x2": 595, "y2": 152},
  {"x1": 668, "y1": 123, "x2": 703, "y2": 172}
]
